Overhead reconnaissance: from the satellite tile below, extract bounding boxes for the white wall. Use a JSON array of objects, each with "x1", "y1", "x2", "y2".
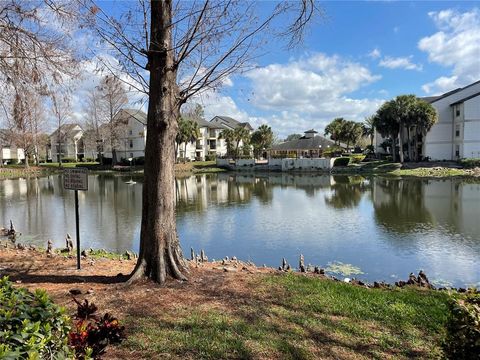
[
  {"x1": 425, "y1": 82, "x2": 480, "y2": 160},
  {"x1": 462, "y1": 95, "x2": 480, "y2": 158},
  {"x1": 281, "y1": 158, "x2": 333, "y2": 171}
]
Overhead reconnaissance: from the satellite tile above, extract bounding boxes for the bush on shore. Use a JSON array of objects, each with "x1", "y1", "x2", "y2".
[
  {"x1": 459, "y1": 158, "x2": 480, "y2": 168},
  {"x1": 445, "y1": 290, "x2": 480, "y2": 359},
  {"x1": 0, "y1": 276, "x2": 73, "y2": 358},
  {"x1": 333, "y1": 157, "x2": 350, "y2": 167}
]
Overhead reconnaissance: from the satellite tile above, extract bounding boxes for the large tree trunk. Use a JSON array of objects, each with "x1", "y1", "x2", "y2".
[
  {"x1": 398, "y1": 130, "x2": 404, "y2": 163},
  {"x1": 128, "y1": 0, "x2": 187, "y2": 284},
  {"x1": 406, "y1": 127, "x2": 413, "y2": 162},
  {"x1": 391, "y1": 135, "x2": 396, "y2": 163}
]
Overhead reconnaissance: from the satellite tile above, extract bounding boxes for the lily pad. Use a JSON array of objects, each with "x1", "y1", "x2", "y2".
[
  {"x1": 325, "y1": 261, "x2": 364, "y2": 276},
  {"x1": 431, "y1": 278, "x2": 453, "y2": 288}
]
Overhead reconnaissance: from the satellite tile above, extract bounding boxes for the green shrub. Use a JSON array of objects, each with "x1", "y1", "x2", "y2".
[
  {"x1": 333, "y1": 157, "x2": 350, "y2": 167},
  {"x1": 83, "y1": 157, "x2": 95, "y2": 163},
  {"x1": 350, "y1": 154, "x2": 366, "y2": 164},
  {"x1": 459, "y1": 158, "x2": 480, "y2": 168},
  {"x1": 0, "y1": 276, "x2": 73, "y2": 359},
  {"x1": 445, "y1": 290, "x2": 480, "y2": 359},
  {"x1": 205, "y1": 153, "x2": 216, "y2": 161},
  {"x1": 61, "y1": 157, "x2": 77, "y2": 163}
]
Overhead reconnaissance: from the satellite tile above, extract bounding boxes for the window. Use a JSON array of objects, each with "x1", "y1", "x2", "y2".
[
  {"x1": 455, "y1": 145, "x2": 460, "y2": 157},
  {"x1": 455, "y1": 106, "x2": 460, "y2": 117},
  {"x1": 129, "y1": 140, "x2": 133, "y2": 148},
  {"x1": 129, "y1": 130, "x2": 133, "y2": 135},
  {"x1": 455, "y1": 124, "x2": 460, "y2": 137},
  {"x1": 130, "y1": 153, "x2": 134, "y2": 158}
]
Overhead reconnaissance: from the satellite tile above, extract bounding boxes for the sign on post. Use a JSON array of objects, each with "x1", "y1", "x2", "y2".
[
  {"x1": 64, "y1": 168, "x2": 88, "y2": 191},
  {"x1": 64, "y1": 168, "x2": 88, "y2": 270}
]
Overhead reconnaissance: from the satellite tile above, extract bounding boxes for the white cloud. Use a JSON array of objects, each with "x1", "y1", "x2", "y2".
[
  {"x1": 368, "y1": 48, "x2": 381, "y2": 59},
  {"x1": 419, "y1": 8, "x2": 480, "y2": 94},
  {"x1": 240, "y1": 53, "x2": 383, "y2": 137},
  {"x1": 379, "y1": 56, "x2": 423, "y2": 71},
  {"x1": 192, "y1": 91, "x2": 249, "y2": 123}
]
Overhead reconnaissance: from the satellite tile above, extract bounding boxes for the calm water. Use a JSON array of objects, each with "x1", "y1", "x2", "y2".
[{"x1": 1, "y1": 173, "x2": 479, "y2": 287}]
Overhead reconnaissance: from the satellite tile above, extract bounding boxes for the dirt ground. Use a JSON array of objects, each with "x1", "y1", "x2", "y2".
[{"x1": 0, "y1": 247, "x2": 276, "y2": 358}]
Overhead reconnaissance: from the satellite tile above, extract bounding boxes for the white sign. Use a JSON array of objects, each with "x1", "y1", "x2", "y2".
[{"x1": 64, "y1": 168, "x2": 88, "y2": 191}]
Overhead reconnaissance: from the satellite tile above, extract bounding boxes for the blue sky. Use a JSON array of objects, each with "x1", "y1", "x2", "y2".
[
  {"x1": 69, "y1": 1, "x2": 479, "y2": 138},
  {"x1": 192, "y1": 1, "x2": 480, "y2": 137}
]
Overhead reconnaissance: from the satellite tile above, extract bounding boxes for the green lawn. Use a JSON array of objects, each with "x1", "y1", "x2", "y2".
[
  {"x1": 123, "y1": 274, "x2": 450, "y2": 359},
  {"x1": 38, "y1": 162, "x2": 99, "y2": 168}
]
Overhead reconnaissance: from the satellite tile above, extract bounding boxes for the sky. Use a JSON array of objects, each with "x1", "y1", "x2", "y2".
[{"x1": 69, "y1": 1, "x2": 480, "y2": 138}]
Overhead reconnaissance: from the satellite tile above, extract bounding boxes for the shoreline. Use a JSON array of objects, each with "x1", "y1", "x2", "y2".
[
  {"x1": 2, "y1": 238, "x2": 477, "y2": 293},
  {"x1": 1, "y1": 160, "x2": 479, "y2": 180}
]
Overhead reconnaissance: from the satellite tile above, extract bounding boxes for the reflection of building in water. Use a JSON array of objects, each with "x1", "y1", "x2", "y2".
[
  {"x1": 175, "y1": 173, "x2": 342, "y2": 212},
  {"x1": 423, "y1": 180, "x2": 480, "y2": 236},
  {"x1": 372, "y1": 178, "x2": 480, "y2": 236}
]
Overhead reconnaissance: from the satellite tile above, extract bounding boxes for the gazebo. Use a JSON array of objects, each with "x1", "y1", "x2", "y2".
[{"x1": 268, "y1": 129, "x2": 341, "y2": 158}]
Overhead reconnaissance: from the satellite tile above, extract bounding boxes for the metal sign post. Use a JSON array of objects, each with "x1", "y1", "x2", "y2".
[{"x1": 63, "y1": 168, "x2": 88, "y2": 270}]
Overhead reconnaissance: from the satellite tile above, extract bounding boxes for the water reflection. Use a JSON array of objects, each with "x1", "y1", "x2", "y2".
[
  {"x1": 1, "y1": 173, "x2": 479, "y2": 286},
  {"x1": 373, "y1": 178, "x2": 433, "y2": 233}
]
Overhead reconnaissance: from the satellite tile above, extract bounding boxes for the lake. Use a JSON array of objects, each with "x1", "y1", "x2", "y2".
[{"x1": 1, "y1": 173, "x2": 479, "y2": 287}]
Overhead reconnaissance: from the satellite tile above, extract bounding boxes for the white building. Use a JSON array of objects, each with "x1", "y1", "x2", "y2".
[
  {"x1": 177, "y1": 116, "x2": 253, "y2": 161},
  {"x1": 49, "y1": 124, "x2": 84, "y2": 162},
  {"x1": 423, "y1": 81, "x2": 480, "y2": 160},
  {"x1": 375, "y1": 80, "x2": 480, "y2": 161},
  {"x1": 0, "y1": 129, "x2": 25, "y2": 164},
  {"x1": 177, "y1": 118, "x2": 226, "y2": 161},
  {"x1": 103, "y1": 109, "x2": 147, "y2": 161}
]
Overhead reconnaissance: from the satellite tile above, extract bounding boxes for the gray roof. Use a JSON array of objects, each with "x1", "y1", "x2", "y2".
[
  {"x1": 270, "y1": 135, "x2": 339, "y2": 151},
  {"x1": 450, "y1": 91, "x2": 480, "y2": 106},
  {"x1": 193, "y1": 117, "x2": 224, "y2": 129},
  {"x1": 420, "y1": 96, "x2": 440, "y2": 103},
  {"x1": 210, "y1": 116, "x2": 253, "y2": 131},
  {"x1": 117, "y1": 109, "x2": 147, "y2": 125},
  {"x1": 50, "y1": 124, "x2": 82, "y2": 138},
  {"x1": 427, "y1": 79, "x2": 480, "y2": 104}
]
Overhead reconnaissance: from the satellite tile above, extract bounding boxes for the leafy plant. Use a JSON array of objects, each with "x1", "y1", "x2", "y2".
[
  {"x1": 0, "y1": 276, "x2": 73, "y2": 359},
  {"x1": 444, "y1": 290, "x2": 480, "y2": 359},
  {"x1": 333, "y1": 157, "x2": 350, "y2": 167},
  {"x1": 459, "y1": 158, "x2": 480, "y2": 169},
  {"x1": 349, "y1": 154, "x2": 366, "y2": 164},
  {"x1": 69, "y1": 298, "x2": 126, "y2": 359}
]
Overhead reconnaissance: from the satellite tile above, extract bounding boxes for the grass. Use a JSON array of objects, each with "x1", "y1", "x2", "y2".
[
  {"x1": 175, "y1": 160, "x2": 226, "y2": 175},
  {"x1": 39, "y1": 162, "x2": 99, "y2": 168},
  {"x1": 0, "y1": 165, "x2": 52, "y2": 178},
  {"x1": 123, "y1": 273, "x2": 450, "y2": 359},
  {"x1": 333, "y1": 160, "x2": 476, "y2": 177},
  {"x1": 390, "y1": 168, "x2": 467, "y2": 177}
]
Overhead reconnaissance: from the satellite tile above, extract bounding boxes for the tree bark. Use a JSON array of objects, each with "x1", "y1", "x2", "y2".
[
  {"x1": 406, "y1": 127, "x2": 413, "y2": 162},
  {"x1": 128, "y1": 0, "x2": 187, "y2": 284},
  {"x1": 391, "y1": 135, "x2": 396, "y2": 163},
  {"x1": 398, "y1": 130, "x2": 404, "y2": 163}
]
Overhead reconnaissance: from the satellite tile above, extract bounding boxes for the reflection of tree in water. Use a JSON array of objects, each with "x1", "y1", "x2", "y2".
[
  {"x1": 373, "y1": 178, "x2": 433, "y2": 234},
  {"x1": 324, "y1": 176, "x2": 368, "y2": 209},
  {"x1": 175, "y1": 174, "x2": 275, "y2": 214}
]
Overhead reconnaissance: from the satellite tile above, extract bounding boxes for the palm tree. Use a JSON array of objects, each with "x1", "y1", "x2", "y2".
[
  {"x1": 373, "y1": 101, "x2": 401, "y2": 162},
  {"x1": 324, "y1": 118, "x2": 346, "y2": 145},
  {"x1": 233, "y1": 126, "x2": 250, "y2": 159},
  {"x1": 362, "y1": 116, "x2": 375, "y2": 148},
  {"x1": 251, "y1": 124, "x2": 274, "y2": 159},
  {"x1": 175, "y1": 117, "x2": 189, "y2": 162},
  {"x1": 411, "y1": 100, "x2": 437, "y2": 161},
  {"x1": 219, "y1": 129, "x2": 235, "y2": 158}
]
